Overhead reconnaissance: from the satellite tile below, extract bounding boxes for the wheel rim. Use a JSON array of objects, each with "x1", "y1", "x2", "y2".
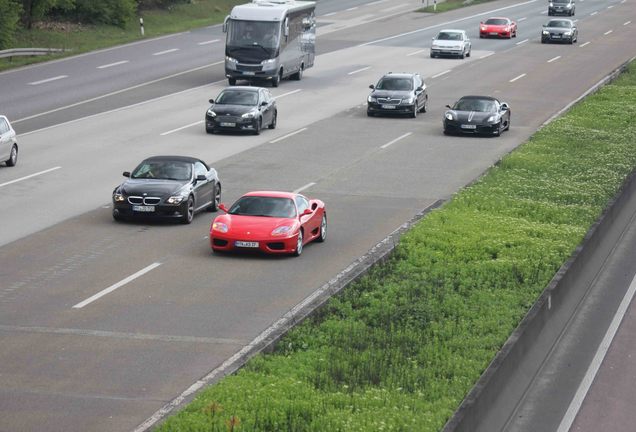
[
  {"x1": 296, "y1": 232, "x2": 303, "y2": 255},
  {"x1": 321, "y1": 216, "x2": 327, "y2": 239},
  {"x1": 214, "y1": 185, "x2": 221, "y2": 207},
  {"x1": 187, "y1": 198, "x2": 194, "y2": 222},
  {"x1": 10, "y1": 146, "x2": 17, "y2": 164}
]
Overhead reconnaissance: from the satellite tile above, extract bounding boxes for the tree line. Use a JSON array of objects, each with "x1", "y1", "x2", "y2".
[{"x1": 0, "y1": 0, "x2": 191, "y2": 49}]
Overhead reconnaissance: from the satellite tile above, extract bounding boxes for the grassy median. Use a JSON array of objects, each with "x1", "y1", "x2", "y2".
[{"x1": 156, "y1": 62, "x2": 636, "y2": 431}]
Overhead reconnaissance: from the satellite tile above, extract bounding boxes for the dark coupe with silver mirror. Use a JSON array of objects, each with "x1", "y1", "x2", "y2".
[{"x1": 443, "y1": 95, "x2": 511, "y2": 136}]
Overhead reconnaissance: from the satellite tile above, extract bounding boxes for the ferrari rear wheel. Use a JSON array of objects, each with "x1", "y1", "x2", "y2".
[
  {"x1": 293, "y1": 230, "x2": 304, "y2": 256},
  {"x1": 317, "y1": 214, "x2": 327, "y2": 242}
]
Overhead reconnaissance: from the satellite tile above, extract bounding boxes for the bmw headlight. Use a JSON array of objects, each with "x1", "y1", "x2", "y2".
[
  {"x1": 486, "y1": 115, "x2": 497, "y2": 123},
  {"x1": 242, "y1": 111, "x2": 256, "y2": 119},
  {"x1": 212, "y1": 222, "x2": 228, "y2": 233},
  {"x1": 167, "y1": 195, "x2": 186, "y2": 205},
  {"x1": 445, "y1": 112, "x2": 454, "y2": 121},
  {"x1": 206, "y1": 108, "x2": 216, "y2": 117},
  {"x1": 113, "y1": 193, "x2": 125, "y2": 202},
  {"x1": 542, "y1": 30, "x2": 549, "y2": 35},
  {"x1": 272, "y1": 225, "x2": 293, "y2": 236},
  {"x1": 368, "y1": 95, "x2": 377, "y2": 103}
]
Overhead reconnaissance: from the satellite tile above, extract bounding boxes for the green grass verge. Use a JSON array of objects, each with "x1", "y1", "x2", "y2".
[
  {"x1": 418, "y1": 0, "x2": 496, "y2": 14},
  {"x1": 156, "y1": 62, "x2": 636, "y2": 432},
  {"x1": 0, "y1": 0, "x2": 242, "y2": 72}
]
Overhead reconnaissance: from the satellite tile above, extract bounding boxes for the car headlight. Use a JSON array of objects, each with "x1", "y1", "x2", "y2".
[
  {"x1": 207, "y1": 108, "x2": 216, "y2": 117},
  {"x1": 212, "y1": 222, "x2": 228, "y2": 233},
  {"x1": 432, "y1": 44, "x2": 440, "y2": 49},
  {"x1": 225, "y1": 56, "x2": 237, "y2": 64},
  {"x1": 542, "y1": 30, "x2": 550, "y2": 35},
  {"x1": 242, "y1": 111, "x2": 256, "y2": 119},
  {"x1": 566, "y1": 4, "x2": 572, "y2": 7},
  {"x1": 113, "y1": 193, "x2": 125, "y2": 202},
  {"x1": 563, "y1": 30, "x2": 572, "y2": 35},
  {"x1": 480, "y1": 26, "x2": 486, "y2": 31},
  {"x1": 549, "y1": 2, "x2": 554, "y2": 6},
  {"x1": 167, "y1": 195, "x2": 186, "y2": 205},
  {"x1": 403, "y1": 96, "x2": 415, "y2": 104},
  {"x1": 445, "y1": 112, "x2": 454, "y2": 121},
  {"x1": 368, "y1": 95, "x2": 377, "y2": 103},
  {"x1": 271, "y1": 225, "x2": 293, "y2": 236},
  {"x1": 486, "y1": 115, "x2": 497, "y2": 123}
]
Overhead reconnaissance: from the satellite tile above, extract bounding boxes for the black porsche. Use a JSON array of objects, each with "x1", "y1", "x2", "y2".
[
  {"x1": 443, "y1": 95, "x2": 511, "y2": 136},
  {"x1": 112, "y1": 156, "x2": 221, "y2": 224}
]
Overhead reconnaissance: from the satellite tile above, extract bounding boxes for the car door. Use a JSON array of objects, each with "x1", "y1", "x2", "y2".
[
  {"x1": 414, "y1": 75, "x2": 425, "y2": 110},
  {"x1": 260, "y1": 89, "x2": 273, "y2": 126},
  {"x1": 296, "y1": 195, "x2": 321, "y2": 241},
  {"x1": 0, "y1": 117, "x2": 9, "y2": 161},
  {"x1": 193, "y1": 161, "x2": 214, "y2": 208}
]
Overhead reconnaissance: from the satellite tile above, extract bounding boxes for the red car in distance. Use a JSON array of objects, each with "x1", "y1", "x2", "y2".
[
  {"x1": 210, "y1": 191, "x2": 326, "y2": 256},
  {"x1": 479, "y1": 17, "x2": 518, "y2": 39}
]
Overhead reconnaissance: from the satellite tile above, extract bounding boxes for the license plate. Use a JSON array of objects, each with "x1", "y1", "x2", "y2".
[
  {"x1": 243, "y1": 71, "x2": 255, "y2": 76},
  {"x1": 381, "y1": 105, "x2": 396, "y2": 109},
  {"x1": 235, "y1": 241, "x2": 259, "y2": 248},
  {"x1": 220, "y1": 122, "x2": 236, "y2": 127},
  {"x1": 132, "y1": 205, "x2": 155, "y2": 212},
  {"x1": 490, "y1": 32, "x2": 498, "y2": 35},
  {"x1": 461, "y1": 124, "x2": 477, "y2": 129},
  {"x1": 552, "y1": 35, "x2": 561, "y2": 38}
]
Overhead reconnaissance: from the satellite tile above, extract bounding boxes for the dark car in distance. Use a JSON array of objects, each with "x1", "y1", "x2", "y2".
[
  {"x1": 542, "y1": 19, "x2": 578, "y2": 43},
  {"x1": 205, "y1": 86, "x2": 277, "y2": 135},
  {"x1": 443, "y1": 95, "x2": 511, "y2": 136},
  {"x1": 367, "y1": 72, "x2": 428, "y2": 118},
  {"x1": 549, "y1": 0, "x2": 575, "y2": 16},
  {"x1": 112, "y1": 156, "x2": 221, "y2": 224}
]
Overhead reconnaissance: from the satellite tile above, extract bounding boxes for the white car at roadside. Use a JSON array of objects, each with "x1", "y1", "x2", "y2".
[
  {"x1": 430, "y1": 29, "x2": 472, "y2": 59},
  {"x1": 0, "y1": 115, "x2": 18, "y2": 167}
]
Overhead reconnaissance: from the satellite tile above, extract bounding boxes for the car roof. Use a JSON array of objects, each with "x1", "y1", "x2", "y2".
[
  {"x1": 243, "y1": 191, "x2": 298, "y2": 199},
  {"x1": 220, "y1": 86, "x2": 262, "y2": 92},
  {"x1": 142, "y1": 155, "x2": 203, "y2": 164}
]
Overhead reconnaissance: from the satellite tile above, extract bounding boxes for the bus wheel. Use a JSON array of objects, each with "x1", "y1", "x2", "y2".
[
  {"x1": 228, "y1": 77, "x2": 236, "y2": 86},
  {"x1": 292, "y1": 64, "x2": 303, "y2": 81}
]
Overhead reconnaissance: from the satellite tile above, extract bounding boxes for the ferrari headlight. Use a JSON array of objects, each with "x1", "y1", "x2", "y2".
[
  {"x1": 368, "y1": 95, "x2": 377, "y2": 103},
  {"x1": 486, "y1": 115, "x2": 497, "y2": 123},
  {"x1": 272, "y1": 226, "x2": 293, "y2": 236},
  {"x1": 207, "y1": 108, "x2": 216, "y2": 117},
  {"x1": 445, "y1": 112, "x2": 454, "y2": 121},
  {"x1": 167, "y1": 195, "x2": 185, "y2": 204},
  {"x1": 113, "y1": 193, "x2": 125, "y2": 202},
  {"x1": 242, "y1": 111, "x2": 256, "y2": 119},
  {"x1": 480, "y1": 26, "x2": 486, "y2": 31},
  {"x1": 212, "y1": 222, "x2": 228, "y2": 233}
]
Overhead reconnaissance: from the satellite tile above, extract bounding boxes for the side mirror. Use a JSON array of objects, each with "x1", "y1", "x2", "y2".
[
  {"x1": 415, "y1": 86, "x2": 423, "y2": 92},
  {"x1": 222, "y1": 16, "x2": 229, "y2": 33},
  {"x1": 369, "y1": 84, "x2": 375, "y2": 89},
  {"x1": 123, "y1": 171, "x2": 131, "y2": 177},
  {"x1": 445, "y1": 104, "x2": 452, "y2": 109},
  {"x1": 260, "y1": 101, "x2": 268, "y2": 107},
  {"x1": 209, "y1": 98, "x2": 214, "y2": 104},
  {"x1": 196, "y1": 174, "x2": 207, "y2": 182},
  {"x1": 301, "y1": 208, "x2": 313, "y2": 217},
  {"x1": 501, "y1": 103, "x2": 509, "y2": 111},
  {"x1": 219, "y1": 203, "x2": 228, "y2": 213}
]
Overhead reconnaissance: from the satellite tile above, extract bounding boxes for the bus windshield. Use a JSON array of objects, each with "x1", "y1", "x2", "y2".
[{"x1": 227, "y1": 20, "x2": 281, "y2": 49}]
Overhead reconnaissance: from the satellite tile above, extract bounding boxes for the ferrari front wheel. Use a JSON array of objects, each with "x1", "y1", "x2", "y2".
[
  {"x1": 293, "y1": 230, "x2": 304, "y2": 256},
  {"x1": 317, "y1": 214, "x2": 327, "y2": 242}
]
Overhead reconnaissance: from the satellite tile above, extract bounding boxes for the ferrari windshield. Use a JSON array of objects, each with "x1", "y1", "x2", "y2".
[
  {"x1": 216, "y1": 90, "x2": 258, "y2": 106},
  {"x1": 229, "y1": 196, "x2": 297, "y2": 218},
  {"x1": 375, "y1": 77, "x2": 413, "y2": 91},
  {"x1": 484, "y1": 18, "x2": 509, "y2": 25},
  {"x1": 453, "y1": 98, "x2": 497, "y2": 112},
  {"x1": 131, "y1": 161, "x2": 192, "y2": 181}
]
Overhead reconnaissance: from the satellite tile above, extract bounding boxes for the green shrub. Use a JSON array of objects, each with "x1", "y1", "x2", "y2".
[{"x1": 0, "y1": 0, "x2": 22, "y2": 49}]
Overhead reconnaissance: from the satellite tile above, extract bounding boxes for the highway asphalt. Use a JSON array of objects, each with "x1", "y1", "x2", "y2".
[{"x1": 0, "y1": 0, "x2": 635, "y2": 430}]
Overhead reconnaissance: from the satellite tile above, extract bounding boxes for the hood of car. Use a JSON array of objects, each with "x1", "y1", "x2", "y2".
[
  {"x1": 545, "y1": 26, "x2": 572, "y2": 32},
  {"x1": 217, "y1": 214, "x2": 297, "y2": 238},
  {"x1": 209, "y1": 104, "x2": 256, "y2": 116},
  {"x1": 120, "y1": 179, "x2": 187, "y2": 197},
  {"x1": 449, "y1": 110, "x2": 495, "y2": 123},
  {"x1": 370, "y1": 89, "x2": 412, "y2": 98}
]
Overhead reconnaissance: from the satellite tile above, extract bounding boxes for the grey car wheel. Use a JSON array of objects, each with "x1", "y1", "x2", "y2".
[
  {"x1": 268, "y1": 111, "x2": 277, "y2": 129},
  {"x1": 207, "y1": 183, "x2": 221, "y2": 212},
  {"x1": 6, "y1": 144, "x2": 17, "y2": 167},
  {"x1": 181, "y1": 196, "x2": 194, "y2": 224},
  {"x1": 317, "y1": 214, "x2": 327, "y2": 242},
  {"x1": 293, "y1": 230, "x2": 303, "y2": 256}
]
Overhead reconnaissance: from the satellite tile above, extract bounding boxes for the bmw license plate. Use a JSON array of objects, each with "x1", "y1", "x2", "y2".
[
  {"x1": 552, "y1": 35, "x2": 561, "y2": 38},
  {"x1": 461, "y1": 124, "x2": 477, "y2": 129},
  {"x1": 381, "y1": 105, "x2": 396, "y2": 109},
  {"x1": 235, "y1": 241, "x2": 259, "y2": 248},
  {"x1": 132, "y1": 205, "x2": 155, "y2": 212},
  {"x1": 220, "y1": 122, "x2": 236, "y2": 127}
]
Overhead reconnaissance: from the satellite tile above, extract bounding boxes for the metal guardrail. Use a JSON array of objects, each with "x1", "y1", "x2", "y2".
[{"x1": 0, "y1": 48, "x2": 68, "y2": 60}]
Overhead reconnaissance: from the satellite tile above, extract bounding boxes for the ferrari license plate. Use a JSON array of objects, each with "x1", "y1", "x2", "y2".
[
  {"x1": 490, "y1": 32, "x2": 498, "y2": 35},
  {"x1": 220, "y1": 122, "x2": 236, "y2": 127},
  {"x1": 461, "y1": 124, "x2": 477, "y2": 129},
  {"x1": 235, "y1": 241, "x2": 259, "y2": 248},
  {"x1": 132, "y1": 205, "x2": 155, "y2": 212},
  {"x1": 381, "y1": 105, "x2": 396, "y2": 109}
]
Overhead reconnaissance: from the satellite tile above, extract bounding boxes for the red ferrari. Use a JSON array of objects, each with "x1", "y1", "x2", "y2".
[
  {"x1": 210, "y1": 191, "x2": 326, "y2": 256},
  {"x1": 479, "y1": 17, "x2": 517, "y2": 39}
]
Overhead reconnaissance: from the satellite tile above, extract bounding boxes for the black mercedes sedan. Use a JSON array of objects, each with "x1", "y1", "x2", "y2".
[
  {"x1": 205, "y1": 86, "x2": 277, "y2": 135},
  {"x1": 443, "y1": 95, "x2": 511, "y2": 136},
  {"x1": 112, "y1": 156, "x2": 221, "y2": 224},
  {"x1": 367, "y1": 72, "x2": 428, "y2": 118}
]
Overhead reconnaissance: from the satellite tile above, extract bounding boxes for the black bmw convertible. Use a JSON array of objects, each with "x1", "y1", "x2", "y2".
[
  {"x1": 112, "y1": 156, "x2": 221, "y2": 224},
  {"x1": 443, "y1": 95, "x2": 511, "y2": 136}
]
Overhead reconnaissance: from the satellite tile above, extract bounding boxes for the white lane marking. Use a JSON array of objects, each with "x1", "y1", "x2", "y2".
[
  {"x1": 293, "y1": 182, "x2": 316, "y2": 194},
  {"x1": 432, "y1": 70, "x2": 451, "y2": 78},
  {"x1": 381, "y1": 132, "x2": 412, "y2": 149},
  {"x1": 516, "y1": 38, "x2": 529, "y2": 45},
  {"x1": 518, "y1": 17, "x2": 528, "y2": 21},
  {"x1": 346, "y1": 7, "x2": 358, "y2": 11},
  {"x1": 198, "y1": 39, "x2": 220, "y2": 45},
  {"x1": 160, "y1": 120, "x2": 203, "y2": 136},
  {"x1": 556, "y1": 272, "x2": 636, "y2": 432},
  {"x1": 269, "y1": 127, "x2": 307, "y2": 143},
  {"x1": 407, "y1": 49, "x2": 428, "y2": 56},
  {"x1": 591, "y1": 11, "x2": 598, "y2": 15},
  {"x1": 625, "y1": 21, "x2": 632, "y2": 25},
  {"x1": 274, "y1": 89, "x2": 302, "y2": 99},
  {"x1": 480, "y1": 52, "x2": 495, "y2": 59},
  {"x1": 580, "y1": 41, "x2": 591, "y2": 47},
  {"x1": 367, "y1": 0, "x2": 388, "y2": 5},
  {"x1": 604, "y1": 29, "x2": 613, "y2": 35},
  {"x1": 0, "y1": 166, "x2": 61, "y2": 188},
  {"x1": 322, "y1": 11, "x2": 337, "y2": 17},
  {"x1": 381, "y1": 3, "x2": 409, "y2": 12},
  {"x1": 153, "y1": 48, "x2": 179, "y2": 56},
  {"x1": 360, "y1": 0, "x2": 539, "y2": 46},
  {"x1": 14, "y1": 61, "x2": 224, "y2": 124},
  {"x1": 510, "y1": 73, "x2": 527, "y2": 82},
  {"x1": 28, "y1": 75, "x2": 68, "y2": 85},
  {"x1": 348, "y1": 66, "x2": 371, "y2": 75},
  {"x1": 548, "y1": 55, "x2": 561, "y2": 63},
  {"x1": 73, "y1": 263, "x2": 161, "y2": 309},
  {"x1": 97, "y1": 60, "x2": 129, "y2": 69}
]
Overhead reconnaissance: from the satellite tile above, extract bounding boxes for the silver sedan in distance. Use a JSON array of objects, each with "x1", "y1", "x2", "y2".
[{"x1": 431, "y1": 29, "x2": 472, "y2": 59}]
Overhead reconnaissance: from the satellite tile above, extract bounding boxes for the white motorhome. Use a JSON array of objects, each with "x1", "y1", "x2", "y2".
[{"x1": 223, "y1": 0, "x2": 316, "y2": 87}]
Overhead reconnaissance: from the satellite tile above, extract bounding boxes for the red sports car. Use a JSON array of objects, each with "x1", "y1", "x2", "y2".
[
  {"x1": 479, "y1": 17, "x2": 517, "y2": 39},
  {"x1": 210, "y1": 191, "x2": 326, "y2": 256}
]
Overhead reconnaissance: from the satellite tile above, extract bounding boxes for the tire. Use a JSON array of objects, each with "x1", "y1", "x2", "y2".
[
  {"x1": 253, "y1": 118, "x2": 262, "y2": 135},
  {"x1": 292, "y1": 65, "x2": 303, "y2": 81},
  {"x1": 367, "y1": 111, "x2": 374, "y2": 117},
  {"x1": 420, "y1": 96, "x2": 428, "y2": 113},
  {"x1": 430, "y1": 52, "x2": 436, "y2": 58},
  {"x1": 293, "y1": 230, "x2": 303, "y2": 256},
  {"x1": 112, "y1": 210, "x2": 123, "y2": 222},
  {"x1": 206, "y1": 126, "x2": 214, "y2": 134},
  {"x1": 228, "y1": 77, "x2": 236, "y2": 86},
  {"x1": 494, "y1": 122, "x2": 503, "y2": 136},
  {"x1": 181, "y1": 196, "x2": 194, "y2": 224},
  {"x1": 466, "y1": 48, "x2": 471, "y2": 57},
  {"x1": 272, "y1": 71, "x2": 281, "y2": 88},
  {"x1": 506, "y1": 116, "x2": 511, "y2": 131},
  {"x1": 5, "y1": 144, "x2": 17, "y2": 167},
  {"x1": 268, "y1": 111, "x2": 277, "y2": 129},
  {"x1": 316, "y1": 214, "x2": 327, "y2": 242},
  {"x1": 207, "y1": 183, "x2": 221, "y2": 212},
  {"x1": 411, "y1": 104, "x2": 418, "y2": 118},
  {"x1": 459, "y1": 51, "x2": 465, "y2": 59}
]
